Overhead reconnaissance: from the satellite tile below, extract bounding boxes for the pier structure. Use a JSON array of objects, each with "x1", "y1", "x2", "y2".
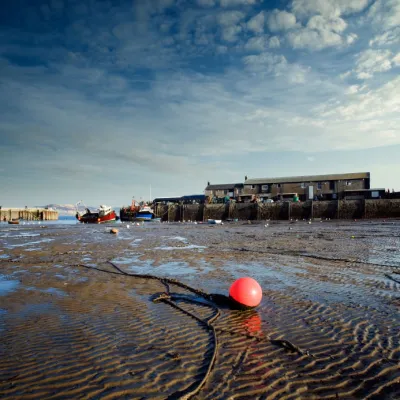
[
  {"x1": 153, "y1": 199, "x2": 400, "y2": 222},
  {"x1": 0, "y1": 208, "x2": 59, "y2": 221}
]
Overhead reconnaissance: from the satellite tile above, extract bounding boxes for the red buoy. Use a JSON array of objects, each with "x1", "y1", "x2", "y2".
[{"x1": 229, "y1": 277, "x2": 262, "y2": 308}]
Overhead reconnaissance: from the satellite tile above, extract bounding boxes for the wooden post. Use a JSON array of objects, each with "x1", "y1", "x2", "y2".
[
  {"x1": 364, "y1": 198, "x2": 367, "y2": 219},
  {"x1": 311, "y1": 200, "x2": 313, "y2": 220},
  {"x1": 288, "y1": 201, "x2": 291, "y2": 220},
  {"x1": 337, "y1": 199, "x2": 340, "y2": 220}
]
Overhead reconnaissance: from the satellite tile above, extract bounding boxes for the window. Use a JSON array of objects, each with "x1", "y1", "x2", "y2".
[
  {"x1": 300, "y1": 182, "x2": 305, "y2": 188},
  {"x1": 277, "y1": 184, "x2": 281, "y2": 188},
  {"x1": 224, "y1": 190, "x2": 228, "y2": 194},
  {"x1": 346, "y1": 181, "x2": 352, "y2": 186},
  {"x1": 329, "y1": 181, "x2": 335, "y2": 190},
  {"x1": 261, "y1": 184, "x2": 269, "y2": 192},
  {"x1": 317, "y1": 182, "x2": 322, "y2": 190},
  {"x1": 251, "y1": 185, "x2": 256, "y2": 189}
]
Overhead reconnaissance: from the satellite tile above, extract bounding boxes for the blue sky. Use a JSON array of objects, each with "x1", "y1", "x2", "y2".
[{"x1": 0, "y1": 0, "x2": 399, "y2": 207}]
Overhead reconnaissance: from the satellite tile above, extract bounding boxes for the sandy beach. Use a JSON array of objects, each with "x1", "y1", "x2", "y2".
[{"x1": 0, "y1": 220, "x2": 399, "y2": 399}]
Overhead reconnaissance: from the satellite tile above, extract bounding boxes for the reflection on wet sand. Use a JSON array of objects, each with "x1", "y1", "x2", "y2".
[{"x1": 0, "y1": 220, "x2": 399, "y2": 399}]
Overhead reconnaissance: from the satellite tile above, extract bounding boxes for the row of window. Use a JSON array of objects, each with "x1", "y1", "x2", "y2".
[
  {"x1": 213, "y1": 181, "x2": 354, "y2": 194},
  {"x1": 250, "y1": 181, "x2": 353, "y2": 190}
]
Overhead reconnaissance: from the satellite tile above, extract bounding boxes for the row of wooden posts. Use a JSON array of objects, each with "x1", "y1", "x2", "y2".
[{"x1": 153, "y1": 199, "x2": 400, "y2": 222}]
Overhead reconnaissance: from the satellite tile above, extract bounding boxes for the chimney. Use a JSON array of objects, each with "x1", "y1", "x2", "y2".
[
  {"x1": 207, "y1": 181, "x2": 210, "y2": 186},
  {"x1": 245, "y1": 175, "x2": 248, "y2": 181}
]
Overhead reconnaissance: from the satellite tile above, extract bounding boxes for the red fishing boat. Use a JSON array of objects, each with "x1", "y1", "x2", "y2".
[{"x1": 75, "y1": 202, "x2": 117, "y2": 224}]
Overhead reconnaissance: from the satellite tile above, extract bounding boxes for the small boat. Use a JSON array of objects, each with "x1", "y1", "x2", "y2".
[
  {"x1": 76, "y1": 202, "x2": 117, "y2": 224},
  {"x1": 8, "y1": 219, "x2": 20, "y2": 225},
  {"x1": 134, "y1": 205, "x2": 161, "y2": 222},
  {"x1": 207, "y1": 219, "x2": 222, "y2": 225},
  {"x1": 120, "y1": 199, "x2": 160, "y2": 222}
]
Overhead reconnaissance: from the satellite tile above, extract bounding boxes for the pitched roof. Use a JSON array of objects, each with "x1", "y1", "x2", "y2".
[
  {"x1": 205, "y1": 183, "x2": 244, "y2": 190},
  {"x1": 244, "y1": 172, "x2": 370, "y2": 185}
]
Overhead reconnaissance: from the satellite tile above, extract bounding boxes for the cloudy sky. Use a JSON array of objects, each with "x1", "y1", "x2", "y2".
[{"x1": 0, "y1": 0, "x2": 399, "y2": 207}]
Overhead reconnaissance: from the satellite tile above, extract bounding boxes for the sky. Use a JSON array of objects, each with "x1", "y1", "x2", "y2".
[{"x1": 0, "y1": 0, "x2": 399, "y2": 207}]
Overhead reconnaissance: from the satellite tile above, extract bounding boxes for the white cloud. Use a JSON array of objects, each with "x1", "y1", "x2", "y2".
[
  {"x1": 287, "y1": 28, "x2": 340, "y2": 50},
  {"x1": 291, "y1": 0, "x2": 369, "y2": 19},
  {"x1": 266, "y1": 10, "x2": 297, "y2": 32},
  {"x1": 393, "y1": 53, "x2": 400, "y2": 66},
  {"x1": 244, "y1": 35, "x2": 281, "y2": 51},
  {"x1": 269, "y1": 36, "x2": 281, "y2": 48},
  {"x1": 307, "y1": 15, "x2": 347, "y2": 33},
  {"x1": 367, "y1": 0, "x2": 400, "y2": 30},
  {"x1": 221, "y1": 25, "x2": 242, "y2": 42},
  {"x1": 217, "y1": 10, "x2": 246, "y2": 42},
  {"x1": 339, "y1": 71, "x2": 352, "y2": 80},
  {"x1": 346, "y1": 85, "x2": 361, "y2": 94},
  {"x1": 346, "y1": 33, "x2": 358, "y2": 45},
  {"x1": 319, "y1": 75, "x2": 400, "y2": 121},
  {"x1": 218, "y1": 10, "x2": 245, "y2": 26},
  {"x1": 288, "y1": 64, "x2": 310, "y2": 83},
  {"x1": 247, "y1": 11, "x2": 265, "y2": 33},
  {"x1": 353, "y1": 49, "x2": 396, "y2": 79},
  {"x1": 216, "y1": 45, "x2": 228, "y2": 54},
  {"x1": 286, "y1": 15, "x2": 352, "y2": 50},
  {"x1": 369, "y1": 27, "x2": 400, "y2": 47},
  {"x1": 244, "y1": 36, "x2": 268, "y2": 51},
  {"x1": 242, "y1": 52, "x2": 288, "y2": 75}
]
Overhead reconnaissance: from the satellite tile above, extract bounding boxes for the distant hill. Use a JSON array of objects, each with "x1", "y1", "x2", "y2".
[
  {"x1": 40, "y1": 204, "x2": 119, "y2": 216},
  {"x1": 40, "y1": 204, "x2": 96, "y2": 216}
]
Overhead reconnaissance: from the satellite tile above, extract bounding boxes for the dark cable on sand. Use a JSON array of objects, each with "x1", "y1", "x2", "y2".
[{"x1": 71, "y1": 261, "x2": 306, "y2": 400}]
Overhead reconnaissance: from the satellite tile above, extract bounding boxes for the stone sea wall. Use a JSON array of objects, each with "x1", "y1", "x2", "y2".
[
  {"x1": 0, "y1": 208, "x2": 58, "y2": 221},
  {"x1": 153, "y1": 200, "x2": 400, "y2": 222}
]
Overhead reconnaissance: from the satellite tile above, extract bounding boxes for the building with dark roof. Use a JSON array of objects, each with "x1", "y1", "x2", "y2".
[
  {"x1": 204, "y1": 182, "x2": 244, "y2": 199},
  {"x1": 243, "y1": 172, "x2": 370, "y2": 201}
]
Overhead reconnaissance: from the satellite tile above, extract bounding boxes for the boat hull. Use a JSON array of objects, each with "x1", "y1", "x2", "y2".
[
  {"x1": 120, "y1": 209, "x2": 160, "y2": 222},
  {"x1": 208, "y1": 219, "x2": 222, "y2": 225},
  {"x1": 135, "y1": 217, "x2": 161, "y2": 222},
  {"x1": 76, "y1": 211, "x2": 117, "y2": 224}
]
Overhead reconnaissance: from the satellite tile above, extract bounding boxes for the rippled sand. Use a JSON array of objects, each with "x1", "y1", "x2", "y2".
[{"x1": 0, "y1": 220, "x2": 399, "y2": 399}]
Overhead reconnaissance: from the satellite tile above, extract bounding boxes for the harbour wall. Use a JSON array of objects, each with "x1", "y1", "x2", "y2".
[
  {"x1": 0, "y1": 208, "x2": 59, "y2": 221},
  {"x1": 153, "y1": 200, "x2": 400, "y2": 222}
]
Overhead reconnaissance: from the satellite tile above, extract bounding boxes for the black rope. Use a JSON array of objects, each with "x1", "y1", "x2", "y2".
[{"x1": 71, "y1": 261, "x2": 308, "y2": 399}]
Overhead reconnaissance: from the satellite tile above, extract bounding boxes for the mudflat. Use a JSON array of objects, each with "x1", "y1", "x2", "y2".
[{"x1": 0, "y1": 220, "x2": 399, "y2": 399}]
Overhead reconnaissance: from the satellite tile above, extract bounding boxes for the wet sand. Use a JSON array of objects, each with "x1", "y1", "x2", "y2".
[{"x1": 0, "y1": 220, "x2": 399, "y2": 399}]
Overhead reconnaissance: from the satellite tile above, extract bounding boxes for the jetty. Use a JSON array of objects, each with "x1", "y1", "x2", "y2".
[{"x1": 0, "y1": 208, "x2": 58, "y2": 221}]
